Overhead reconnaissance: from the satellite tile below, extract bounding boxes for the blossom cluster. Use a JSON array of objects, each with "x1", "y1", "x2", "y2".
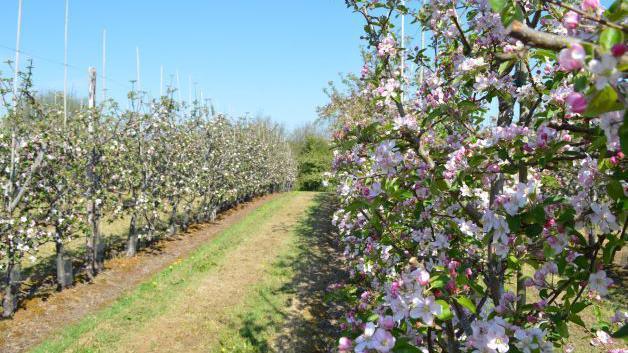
[{"x1": 324, "y1": 0, "x2": 627, "y2": 352}]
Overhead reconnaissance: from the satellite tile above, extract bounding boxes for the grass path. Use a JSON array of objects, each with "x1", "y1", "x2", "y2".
[{"x1": 26, "y1": 192, "x2": 343, "y2": 353}]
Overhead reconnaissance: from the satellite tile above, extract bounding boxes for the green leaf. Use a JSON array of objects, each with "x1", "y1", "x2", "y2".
[
  {"x1": 607, "y1": 180, "x2": 624, "y2": 200},
  {"x1": 532, "y1": 49, "x2": 557, "y2": 60},
  {"x1": 489, "y1": 0, "x2": 507, "y2": 12},
  {"x1": 367, "y1": 313, "x2": 380, "y2": 322},
  {"x1": 605, "y1": 0, "x2": 628, "y2": 23},
  {"x1": 541, "y1": 174, "x2": 560, "y2": 188},
  {"x1": 498, "y1": 60, "x2": 515, "y2": 75},
  {"x1": 430, "y1": 275, "x2": 448, "y2": 289},
  {"x1": 600, "y1": 28, "x2": 624, "y2": 51},
  {"x1": 574, "y1": 75, "x2": 588, "y2": 92},
  {"x1": 456, "y1": 296, "x2": 477, "y2": 314},
  {"x1": 556, "y1": 321, "x2": 570, "y2": 338},
  {"x1": 435, "y1": 178, "x2": 449, "y2": 191},
  {"x1": 525, "y1": 224, "x2": 543, "y2": 238},
  {"x1": 393, "y1": 339, "x2": 424, "y2": 353},
  {"x1": 436, "y1": 299, "x2": 453, "y2": 320},
  {"x1": 345, "y1": 200, "x2": 369, "y2": 212},
  {"x1": 469, "y1": 155, "x2": 485, "y2": 167},
  {"x1": 611, "y1": 323, "x2": 628, "y2": 340},
  {"x1": 584, "y1": 85, "x2": 622, "y2": 117},
  {"x1": 506, "y1": 215, "x2": 521, "y2": 232},
  {"x1": 507, "y1": 255, "x2": 521, "y2": 270},
  {"x1": 571, "y1": 301, "x2": 589, "y2": 313},
  {"x1": 569, "y1": 314, "x2": 587, "y2": 328},
  {"x1": 620, "y1": 113, "x2": 628, "y2": 155},
  {"x1": 530, "y1": 205, "x2": 546, "y2": 224}
]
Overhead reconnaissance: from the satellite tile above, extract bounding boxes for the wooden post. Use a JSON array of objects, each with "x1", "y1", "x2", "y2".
[
  {"x1": 419, "y1": 0, "x2": 425, "y2": 85},
  {"x1": 400, "y1": 0, "x2": 405, "y2": 81},
  {"x1": 12, "y1": 0, "x2": 23, "y2": 102},
  {"x1": 4, "y1": 0, "x2": 24, "y2": 317},
  {"x1": 86, "y1": 67, "x2": 103, "y2": 278},
  {"x1": 63, "y1": 0, "x2": 69, "y2": 128}
]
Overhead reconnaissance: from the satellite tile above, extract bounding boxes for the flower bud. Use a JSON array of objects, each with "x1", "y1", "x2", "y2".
[
  {"x1": 581, "y1": 0, "x2": 600, "y2": 11},
  {"x1": 611, "y1": 43, "x2": 628, "y2": 57},
  {"x1": 563, "y1": 11, "x2": 579, "y2": 29},
  {"x1": 566, "y1": 92, "x2": 587, "y2": 113},
  {"x1": 558, "y1": 44, "x2": 585, "y2": 71},
  {"x1": 338, "y1": 337, "x2": 353, "y2": 351}
]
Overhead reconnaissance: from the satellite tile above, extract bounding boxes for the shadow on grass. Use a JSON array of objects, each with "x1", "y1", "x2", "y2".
[{"x1": 233, "y1": 192, "x2": 346, "y2": 353}]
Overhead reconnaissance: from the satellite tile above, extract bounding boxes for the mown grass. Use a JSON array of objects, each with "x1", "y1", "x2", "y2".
[
  {"x1": 28, "y1": 192, "x2": 296, "y2": 353},
  {"x1": 215, "y1": 242, "x2": 299, "y2": 353},
  {"x1": 216, "y1": 192, "x2": 342, "y2": 353}
]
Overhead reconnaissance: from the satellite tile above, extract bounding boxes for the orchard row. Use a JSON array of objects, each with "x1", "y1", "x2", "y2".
[{"x1": 0, "y1": 66, "x2": 296, "y2": 317}]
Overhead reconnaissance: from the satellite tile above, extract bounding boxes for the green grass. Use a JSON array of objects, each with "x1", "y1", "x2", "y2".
[
  {"x1": 29, "y1": 192, "x2": 297, "y2": 353},
  {"x1": 215, "y1": 219, "x2": 302, "y2": 353}
]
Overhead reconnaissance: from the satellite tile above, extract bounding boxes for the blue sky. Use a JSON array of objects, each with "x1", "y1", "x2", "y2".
[{"x1": 0, "y1": 1, "x2": 366, "y2": 130}]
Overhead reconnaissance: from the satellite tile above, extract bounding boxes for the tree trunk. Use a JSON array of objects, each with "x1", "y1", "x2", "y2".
[
  {"x1": 486, "y1": 95, "x2": 515, "y2": 303},
  {"x1": 168, "y1": 201, "x2": 179, "y2": 236},
  {"x1": 2, "y1": 257, "x2": 20, "y2": 318},
  {"x1": 55, "y1": 229, "x2": 73, "y2": 290},
  {"x1": 126, "y1": 212, "x2": 138, "y2": 257},
  {"x1": 182, "y1": 205, "x2": 191, "y2": 232}
]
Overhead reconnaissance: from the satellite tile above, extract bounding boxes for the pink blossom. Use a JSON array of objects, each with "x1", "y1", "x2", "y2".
[
  {"x1": 590, "y1": 330, "x2": 613, "y2": 346},
  {"x1": 377, "y1": 36, "x2": 397, "y2": 57},
  {"x1": 338, "y1": 337, "x2": 353, "y2": 352},
  {"x1": 563, "y1": 11, "x2": 579, "y2": 29},
  {"x1": 372, "y1": 329, "x2": 396, "y2": 352},
  {"x1": 558, "y1": 44, "x2": 585, "y2": 71},
  {"x1": 379, "y1": 315, "x2": 395, "y2": 330},
  {"x1": 487, "y1": 163, "x2": 501, "y2": 173},
  {"x1": 566, "y1": 92, "x2": 587, "y2": 113},
  {"x1": 588, "y1": 270, "x2": 613, "y2": 296},
  {"x1": 581, "y1": 0, "x2": 600, "y2": 11},
  {"x1": 414, "y1": 268, "x2": 430, "y2": 286}
]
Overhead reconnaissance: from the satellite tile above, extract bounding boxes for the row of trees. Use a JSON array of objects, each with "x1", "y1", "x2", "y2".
[
  {"x1": 290, "y1": 122, "x2": 333, "y2": 191},
  {"x1": 326, "y1": 0, "x2": 626, "y2": 352},
  {"x1": 0, "y1": 65, "x2": 296, "y2": 318}
]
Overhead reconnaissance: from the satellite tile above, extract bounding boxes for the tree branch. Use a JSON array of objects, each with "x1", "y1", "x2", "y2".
[
  {"x1": 507, "y1": 20, "x2": 593, "y2": 50},
  {"x1": 544, "y1": 0, "x2": 628, "y2": 32},
  {"x1": 9, "y1": 148, "x2": 46, "y2": 213}
]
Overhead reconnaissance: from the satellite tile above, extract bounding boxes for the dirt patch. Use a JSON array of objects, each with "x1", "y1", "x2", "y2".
[{"x1": 0, "y1": 194, "x2": 279, "y2": 353}]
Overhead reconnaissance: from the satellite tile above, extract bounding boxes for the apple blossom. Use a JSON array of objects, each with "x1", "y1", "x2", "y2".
[
  {"x1": 558, "y1": 44, "x2": 585, "y2": 71},
  {"x1": 565, "y1": 92, "x2": 587, "y2": 113},
  {"x1": 581, "y1": 0, "x2": 600, "y2": 12},
  {"x1": 562, "y1": 11, "x2": 580, "y2": 29},
  {"x1": 324, "y1": 0, "x2": 626, "y2": 351},
  {"x1": 588, "y1": 270, "x2": 613, "y2": 296}
]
